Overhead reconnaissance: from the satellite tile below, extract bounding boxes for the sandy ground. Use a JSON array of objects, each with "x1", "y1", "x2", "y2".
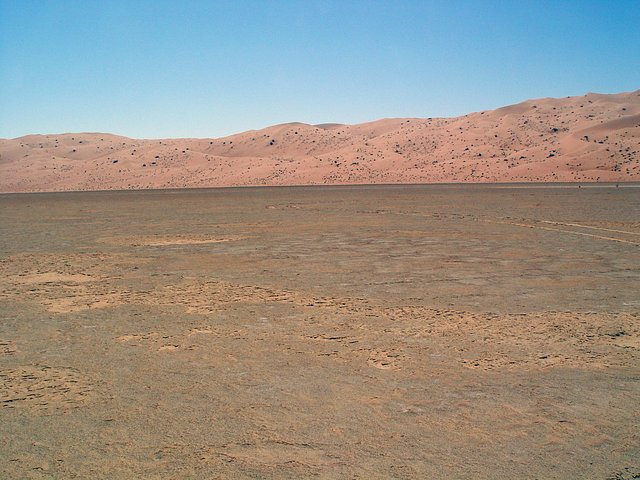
[
  {"x1": 0, "y1": 184, "x2": 639, "y2": 479},
  {"x1": 1, "y1": 90, "x2": 639, "y2": 193}
]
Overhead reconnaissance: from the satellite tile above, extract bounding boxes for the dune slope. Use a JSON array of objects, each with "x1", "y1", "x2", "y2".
[{"x1": 1, "y1": 90, "x2": 639, "y2": 192}]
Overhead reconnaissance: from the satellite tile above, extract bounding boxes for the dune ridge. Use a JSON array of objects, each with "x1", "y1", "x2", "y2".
[{"x1": 1, "y1": 90, "x2": 639, "y2": 193}]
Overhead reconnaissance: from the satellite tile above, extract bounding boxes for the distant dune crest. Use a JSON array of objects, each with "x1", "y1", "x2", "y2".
[{"x1": 1, "y1": 90, "x2": 639, "y2": 192}]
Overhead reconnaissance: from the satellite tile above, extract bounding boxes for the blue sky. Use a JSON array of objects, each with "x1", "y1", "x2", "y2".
[{"x1": 1, "y1": 0, "x2": 639, "y2": 139}]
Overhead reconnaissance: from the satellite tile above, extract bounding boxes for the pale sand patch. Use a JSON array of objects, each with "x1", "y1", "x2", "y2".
[
  {"x1": 98, "y1": 235, "x2": 250, "y2": 247},
  {"x1": 143, "y1": 237, "x2": 243, "y2": 246},
  {"x1": 116, "y1": 334, "x2": 181, "y2": 352},
  {"x1": 116, "y1": 333, "x2": 160, "y2": 342},
  {"x1": 46, "y1": 294, "x2": 122, "y2": 313}
]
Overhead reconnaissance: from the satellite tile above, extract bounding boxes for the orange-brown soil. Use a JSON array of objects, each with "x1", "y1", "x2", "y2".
[{"x1": 1, "y1": 91, "x2": 639, "y2": 193}]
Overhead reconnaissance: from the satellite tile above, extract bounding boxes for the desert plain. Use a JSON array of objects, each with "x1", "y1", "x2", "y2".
[{"x1": 0, "y1": 183, "x2": 639, "y2": 479}]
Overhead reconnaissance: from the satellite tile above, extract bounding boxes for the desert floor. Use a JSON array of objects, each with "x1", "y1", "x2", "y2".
[{"x1": 1, "y1": 184, "x2": 639, "y2": 479}]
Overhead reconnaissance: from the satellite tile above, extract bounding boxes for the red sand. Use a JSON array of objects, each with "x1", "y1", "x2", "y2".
[{"x1": 1, "y1": 90, "x2": 638, "y2": 193}]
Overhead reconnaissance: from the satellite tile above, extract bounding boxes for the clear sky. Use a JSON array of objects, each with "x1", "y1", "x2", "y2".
[{"x1": 1, "y1": 0, "x2": 639, "y2": 139}]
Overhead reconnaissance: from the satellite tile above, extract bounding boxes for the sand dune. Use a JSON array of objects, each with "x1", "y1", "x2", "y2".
[{"x1": 1, "y1": 90, "x2": 638, "y2": 192}]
